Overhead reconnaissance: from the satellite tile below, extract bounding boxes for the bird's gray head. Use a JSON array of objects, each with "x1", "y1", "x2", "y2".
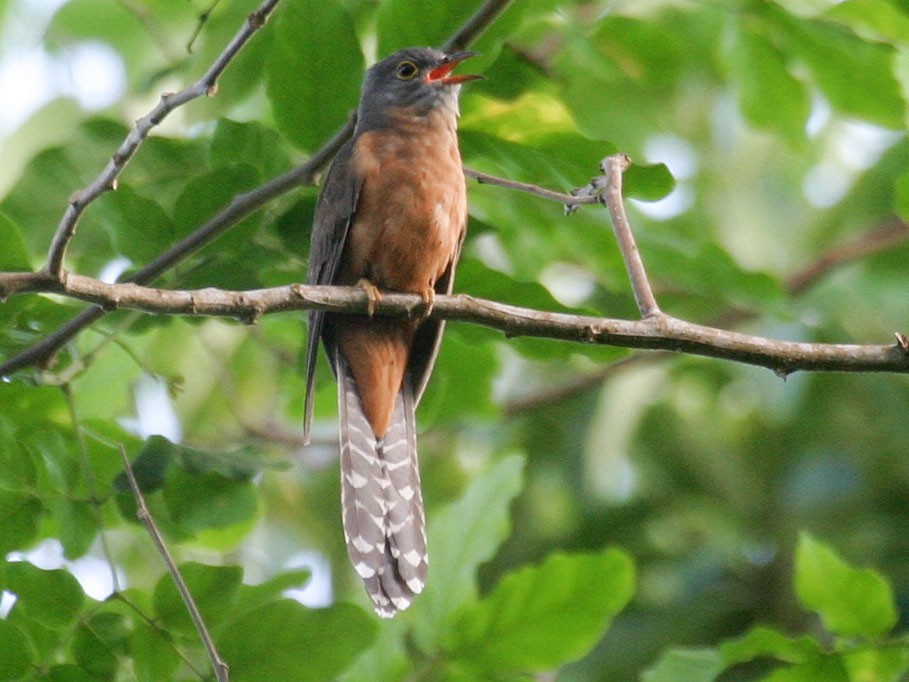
[{"x1": 357, "y1": 47, "x2": 480, "y2": 130}]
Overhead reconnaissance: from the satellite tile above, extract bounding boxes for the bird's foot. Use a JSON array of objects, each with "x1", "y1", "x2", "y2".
[
  {"x1": 357, "y1": 278, "x2": 382, "y2": 316},
  {"x1": 419, "y1": 287, "x2": 435, "y2": 318}
]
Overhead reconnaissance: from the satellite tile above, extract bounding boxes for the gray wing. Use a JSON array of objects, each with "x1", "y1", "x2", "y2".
[
  {"x1": 303, "y1": 138, "x2": 362, "y2": 443},
  {"x1": 407, "y1": 231, "x2": 466, "y2": 404}
]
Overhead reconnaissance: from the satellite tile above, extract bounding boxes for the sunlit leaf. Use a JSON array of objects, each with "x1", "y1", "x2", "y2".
[{"x1": 795, "y1": 533, "x2": 897, "y2": 638}]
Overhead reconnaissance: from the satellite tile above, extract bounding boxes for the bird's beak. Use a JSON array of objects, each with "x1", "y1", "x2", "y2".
[{"x1": 426, "y1": 51, "x2": 482, "y2": 85}]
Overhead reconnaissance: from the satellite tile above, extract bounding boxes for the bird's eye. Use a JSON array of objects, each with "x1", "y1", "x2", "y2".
[{"x1": 395, "y1": 60, "x2": 419, "y2": 80}]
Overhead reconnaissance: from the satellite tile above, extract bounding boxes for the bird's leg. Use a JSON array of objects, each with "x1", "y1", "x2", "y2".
[{"x1": 357, "y1": 278, "x2": 382, "y2": 316}]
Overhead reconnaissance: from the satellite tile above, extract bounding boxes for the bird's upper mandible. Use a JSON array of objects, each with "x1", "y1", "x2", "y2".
[{"x1": 356, "y1": 48, "x2": 481, "y2": 130}]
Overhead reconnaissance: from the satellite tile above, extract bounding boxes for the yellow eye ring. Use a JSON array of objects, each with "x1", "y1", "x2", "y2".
[{"x1": 395, "y1": 60, "x2": 419, "y2": 80}]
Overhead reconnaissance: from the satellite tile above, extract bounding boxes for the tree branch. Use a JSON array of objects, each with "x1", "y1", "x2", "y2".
[
  {"x1": 596, "y1": 154, "x2": 660, "y2": 317},
  {"x1": 43, "y1": 0, "x2": 282, "y2": 280},
  {"x1": 1, "y1": 272, "x2": 905, "y2": 375}
]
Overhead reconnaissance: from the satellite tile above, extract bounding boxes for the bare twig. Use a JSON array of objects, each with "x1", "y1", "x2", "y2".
[
  {"x1": 597, "y1": 154, "x2": 661, "y2": 317},
  {"x1": 43, "y1": 0, "x2": 282, "y2": 280},
  {"x1": 442, "y1": 0, "x2": 514, "y2": 53},
  {"x1": 786, "y1": 219, "x2": 909, "y2": 296},
  {"x1": 187, "y1": 0, "x2": 223, "y2": 53},
  {"x1": 465, "y1": 167, "x2": 597, "y2": 207},
  {"x1": 117, "y1": 444, "x2": 229, "y2": 682}
]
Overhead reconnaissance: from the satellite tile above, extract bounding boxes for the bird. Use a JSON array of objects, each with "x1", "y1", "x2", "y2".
[{"x1": 302, "y1": 47, "x2": 480, "y2": 617}]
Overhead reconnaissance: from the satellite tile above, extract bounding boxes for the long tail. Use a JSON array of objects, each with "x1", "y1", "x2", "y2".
[{"x1": 335, "y1": 355, "x2": 428, "y2": 617}]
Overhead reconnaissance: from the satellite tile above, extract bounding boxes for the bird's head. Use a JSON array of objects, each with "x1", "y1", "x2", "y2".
[{"x1": 357, "y1": 47, "x2": 481, "y2": 128}]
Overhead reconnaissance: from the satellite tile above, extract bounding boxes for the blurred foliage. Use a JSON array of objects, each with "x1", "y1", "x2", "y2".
[{"x1": 0, "y1": 0, "x2": 908, "y2": 680}]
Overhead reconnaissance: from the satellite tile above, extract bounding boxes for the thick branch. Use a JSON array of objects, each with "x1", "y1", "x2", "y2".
[{"x1": 1, "y1": 273, "x2": 905, "y2": 376}]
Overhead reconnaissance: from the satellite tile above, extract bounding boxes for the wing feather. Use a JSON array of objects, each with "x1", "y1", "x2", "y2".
[{"x1": 303, "y1": 138, "x2": 362, "y2": 443}]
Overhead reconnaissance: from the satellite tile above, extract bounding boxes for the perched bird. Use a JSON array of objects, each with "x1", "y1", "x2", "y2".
[{"x1": 303, "y1": 48, "x2": 480, "y2": 617}]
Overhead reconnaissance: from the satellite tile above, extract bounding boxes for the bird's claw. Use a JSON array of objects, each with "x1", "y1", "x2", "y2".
[
  {"x1": 357, "y1": 278, "x2": 382, "y2": 316},
  {"x1": 420, "y1": 288, "x2": 435, "y2": 318}
]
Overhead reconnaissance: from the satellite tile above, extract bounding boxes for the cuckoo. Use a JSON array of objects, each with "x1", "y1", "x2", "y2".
[{"x1": 303, "y1": 47, "x2": 479, "y2": 617}]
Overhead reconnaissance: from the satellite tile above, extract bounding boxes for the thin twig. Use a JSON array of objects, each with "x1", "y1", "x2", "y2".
[
  {"x1": 597, "y1": 154, "x2": 661, "y2": 317},
  {"x1": 42, "y1": 0, "x2": 282, "y2": 280},
  {"x1": 117, "y1": 444, "x2": 229, "y2": 682},
  {"x1": 442, "y1": 0, "x2": 514, "y2": 53},
  {"x1": 187, "y1": 0, "x2": 223, "y2": 53},
  {"x1": 786, "y1": 219, "x2": 909, "y2": 296},
  {"x1": 465, "y1": 167, "x2": 596, "y2": 207}
]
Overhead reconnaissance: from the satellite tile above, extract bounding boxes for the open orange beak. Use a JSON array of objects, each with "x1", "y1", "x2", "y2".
[{"x1": 426, "y1": 51, "x2": 483, "y2": 85}]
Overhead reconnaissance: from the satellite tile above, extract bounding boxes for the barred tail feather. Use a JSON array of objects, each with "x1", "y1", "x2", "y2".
[{"x1": 336, "y1": 356, "x2": 428, "y2": 618}]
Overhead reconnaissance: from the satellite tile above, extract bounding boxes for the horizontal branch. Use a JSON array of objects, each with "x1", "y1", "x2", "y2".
[{"x1": 2, "y1": 271, "x2": 907, "y2": 376}]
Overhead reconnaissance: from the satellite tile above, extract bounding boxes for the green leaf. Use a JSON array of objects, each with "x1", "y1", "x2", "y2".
[
  {"x1": 211, "y1": 118, "x2": 292, "y2": 180},
  {"x1": 172, "y1": 164, "x2": 262, "y2": 252},
  {"x1": 116, "y1": 436, "x2": 271, "y2": 536},
  {"x1": 131, "y1": 619, "x2": 182, "y2": 682},
  {"x1": 641, "y1": 648, "x2": 725, "y2": 682},
  {"x1": 0, "y1": 425, "x2": 42, "y2": 492},
  {"x1": 91, "y1": 186, "x2": 175, "y2": 263},
  {"x1": 624, "y1": 162, "x2": 675, "y2": 202},
  {"x1": 794, "y1": 533, "x2": 897, "y2": 638},
  {"x1": 114, "y1": 435, "x2": 172, "y2": 494},
  {"x1": 43, "y1": 664, "x2": 99, "y2": 682},
  {"x1": 70, "y1": 611, "x2": 129, "y2": 680},
  {"x1": 764, "y1": 6, "x2": 905, "y2": 128},
  {"x1": 727, "y1": 22, "x2": 810, "y2": 145},
  {"x1": 153, "y1": 562, "x2": 243, "y2": 636},
  {"x1": 217, "y1": 601, "x2": 378, "y2": 682},
  {"x1": 54, "y1": 498, "x2": 100, "y2": 560},
  {"x1": 0, "y1": 620, "x2": 33, "y2": 682},
  {"x1": 841, "y1": 646, "x2": 909, "y2": 681},
  {"x1": 720, "y1": 626, "x2": 822, "y2": 667},
  {"x1": 0, "y1": 490, "x2": 43, "y2": 554},
  {"x1": 376, "y1": 1, "x2": 479, "y2": 55},
  {"x1": 825, "y1": 0, "x2": 909, "y2": 44},
  {"x1": 266, "y1": 0, "x2": 363, "y2": 151},
  {"x1": 0, "y1": 213, "x2": 33, "y2": 270},
  {"x1": 447, "y1": 548, "x2": 635, "y2": 672},
  {"x1": 164, "y1": 465, "x2": 259, "y2": 535},
  {"x1": 761, "y1": 655, "x2": 850, "y2": 682},
  {"x1": 232, "y1": 568, "x2": 313, "y2": 618},
  {"x1": 3, "y1": 562, "x2": 85, "y2": 629},
  {"x1": 412, "y1": 455, "x2": 525, "y2": 649},
  {"x1": 893, "y1": 168, "x2": 909, "y2": 223}
]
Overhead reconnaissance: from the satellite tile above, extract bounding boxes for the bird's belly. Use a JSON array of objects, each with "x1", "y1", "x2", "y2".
[{"x1": 341, "y1": 128, "x2": 466, "y2": 294}]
